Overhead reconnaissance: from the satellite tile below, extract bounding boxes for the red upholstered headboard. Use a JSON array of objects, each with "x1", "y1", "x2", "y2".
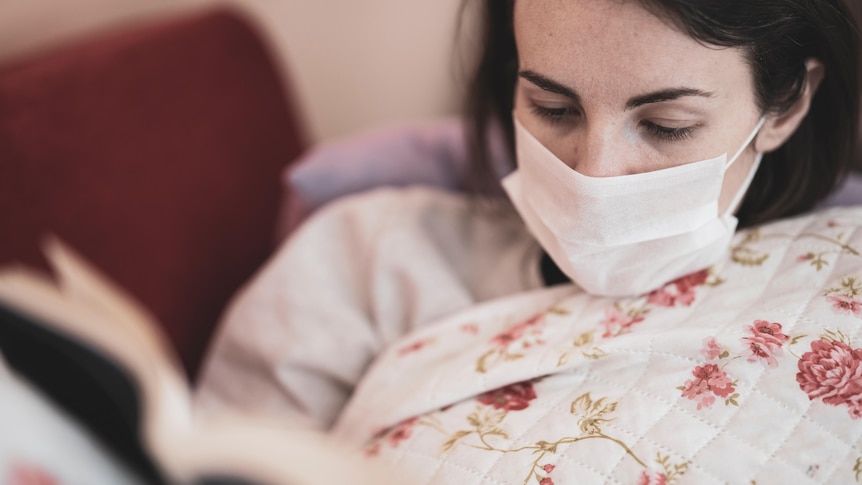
[{"x1": 0, "y1": 8, "x2": 308, "y2": 378}]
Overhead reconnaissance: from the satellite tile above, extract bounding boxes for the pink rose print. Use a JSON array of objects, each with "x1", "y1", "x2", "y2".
[
  {"x1": 647, "y1": 290, "x2": 675, "y2": 308},
  {"x1": 741, "y1": 320, "x2": 789, "y2": 368},
  {"x1": 477, "y1": 381, "x2": 537, "y2": 412},
  {"x1": 682, "y1": 378, "x2": 714, "y2": 409},
  {"x1": 797, "y1": 253, "x2": 815, "y2": 263},
  {"x1": 460, "y1": 323, "x2": 479, "y2": 335},
  {"x1": 387, "y1": 416, "x2": 419, "y2": 447},
  {"x1": 827, "y1": 295, "x2": 862, "y2": 317},
  {"x1": 637, "y1": 470, "x2": 668, "y2": 485},
  {"x1": 797, "y1": 338, "x2": 862, "y2": 419},
  {"x1": 364, "y1": 442, "x2": 381, "y2": 457},
  {"x1": 680, "y1": 363, "x2": 735, "y2": 410},
  {"x1": 648, "y1": 269, "x2": 709, "y2": 308},
  {"x1": 397, "y1": 338, "x2": 432, "y2": 356},
  {"x1": 490, "y1": 313, "x2": 544, "y2": 348},
  {"x1": 6, "y1": 463, "x2": 58, "y2": 485},
  {"x1": 364, "y1": 417, "x2": 420, "y2": 454},
  {"x1": 674, "y1": 269, "x2": 710, "y2": 291},
  {"x1": 388, "y1": 417, "x2": 419, "y2": 446},
  {"x1": 701, "y1": 337, "x2": 723, "y2": 360},
  {"x1": 600, "y1": 306, "x2": 645, "y2": 338},
  {"x1": 535, "y1": 463, "x2": 557, "y2": 484}
]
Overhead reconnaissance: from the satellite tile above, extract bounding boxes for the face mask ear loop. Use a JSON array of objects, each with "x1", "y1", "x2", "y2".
[
  {"x1": 725, "y1": 116, "x2": 767, "y2": 170},
  {"x1": 722, "y1": 116, "x2": 767, "y2": 217}
]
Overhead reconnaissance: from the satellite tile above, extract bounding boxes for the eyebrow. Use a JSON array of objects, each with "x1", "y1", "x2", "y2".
[
  {"x1": 519, "y1": 70, "x2": 581, "y2": 104},
  {"x1": 625, "y1": 88, "x2": 714, "y2": 110},
  {"x1": 518, "y1": 70, "x2": 714, "y2": 110}
]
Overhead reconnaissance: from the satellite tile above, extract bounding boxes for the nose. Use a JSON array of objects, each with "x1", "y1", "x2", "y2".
[{"x1": 564, "y1": 125, "x2": 635, "y2": 177}]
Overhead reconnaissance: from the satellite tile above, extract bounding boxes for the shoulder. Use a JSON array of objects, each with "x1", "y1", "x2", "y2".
[
  {"x1": 260, "y1": 186, "x2": 512, "y2": 281},
  {"x1": 282, "y1": 185, "x2": 541, "y2": 300}
]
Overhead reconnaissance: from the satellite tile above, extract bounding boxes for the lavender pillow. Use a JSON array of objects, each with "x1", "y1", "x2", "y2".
[
  {"x1": 817, "y1": 172, "x2": 862, "y2": 209},
  {"x1": 277, "y1": 118, "x2": 511, "y2": 238}
]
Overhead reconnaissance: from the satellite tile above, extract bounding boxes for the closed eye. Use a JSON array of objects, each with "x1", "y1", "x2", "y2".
[
  {"x1": 530, "y1": 104, "x2": 579, "y2": 125},
  {"x1": 640, "y1": 121, "x2": 696, "y2": 141}
]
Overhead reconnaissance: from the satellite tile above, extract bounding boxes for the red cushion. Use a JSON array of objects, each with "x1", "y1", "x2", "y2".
[{"x1": 0, "y1": 8, "x2": 308, "y2": 378}]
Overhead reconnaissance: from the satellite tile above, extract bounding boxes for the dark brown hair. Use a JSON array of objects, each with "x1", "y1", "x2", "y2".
[{"x1": 462, "y1": 0, "x2": 860, "y2": 227}]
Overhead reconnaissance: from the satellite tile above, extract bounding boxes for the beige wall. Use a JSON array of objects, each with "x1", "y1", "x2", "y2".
[{"x1": 0, "y1": 0, "x2": 468, "y2": 142}]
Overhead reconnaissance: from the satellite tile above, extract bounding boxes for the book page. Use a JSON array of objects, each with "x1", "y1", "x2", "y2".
[
  {"x1": 0, "y1": 241, "x2": 407, "y2": 485},
  {"x1": 0, "y1": 240, "x2": 192, "y2": 463}
]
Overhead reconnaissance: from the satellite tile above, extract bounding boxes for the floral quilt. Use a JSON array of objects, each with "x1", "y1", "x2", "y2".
[{"x1": 333, "y1": 206, "x2": 862, "y2": 484}]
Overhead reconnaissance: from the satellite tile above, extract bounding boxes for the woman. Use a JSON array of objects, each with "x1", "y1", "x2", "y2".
[{"x1": 198, "y1": 0, "x2": 860, "y2": 482}]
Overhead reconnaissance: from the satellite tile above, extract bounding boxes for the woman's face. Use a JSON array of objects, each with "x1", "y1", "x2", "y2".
[{"x1": 513, "y1": 0, "x2": 763, "y2": 213}]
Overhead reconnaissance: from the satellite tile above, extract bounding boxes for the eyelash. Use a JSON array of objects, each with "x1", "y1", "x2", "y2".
[
  {"x1": 640, "y1": 121, "x2": 696, "y2": 142},
  {"x1": 530, "y1": 104, "x2": 578, "y2": 124},
  {"x1": 530, "y1": 103, "x2": 696, "y2": 142}
]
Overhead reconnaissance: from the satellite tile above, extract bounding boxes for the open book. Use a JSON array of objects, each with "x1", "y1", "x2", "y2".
[{"x1": 0, "y1": 240, "x2": 397, "y2": 485}]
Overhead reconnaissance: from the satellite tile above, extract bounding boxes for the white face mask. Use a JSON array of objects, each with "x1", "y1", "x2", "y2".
[{"x1": 502, "y1": 116, "x2": 766, "y2": 297}]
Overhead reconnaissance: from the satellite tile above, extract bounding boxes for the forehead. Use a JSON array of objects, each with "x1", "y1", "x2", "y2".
[{"x1": 513, "y1": 0, "x2": 750, "y2": 99}]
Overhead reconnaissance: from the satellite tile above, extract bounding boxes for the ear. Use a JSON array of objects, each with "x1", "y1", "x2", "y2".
[{"x1": 754, "y1": 59, "x2": 825, "y2": 153}]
